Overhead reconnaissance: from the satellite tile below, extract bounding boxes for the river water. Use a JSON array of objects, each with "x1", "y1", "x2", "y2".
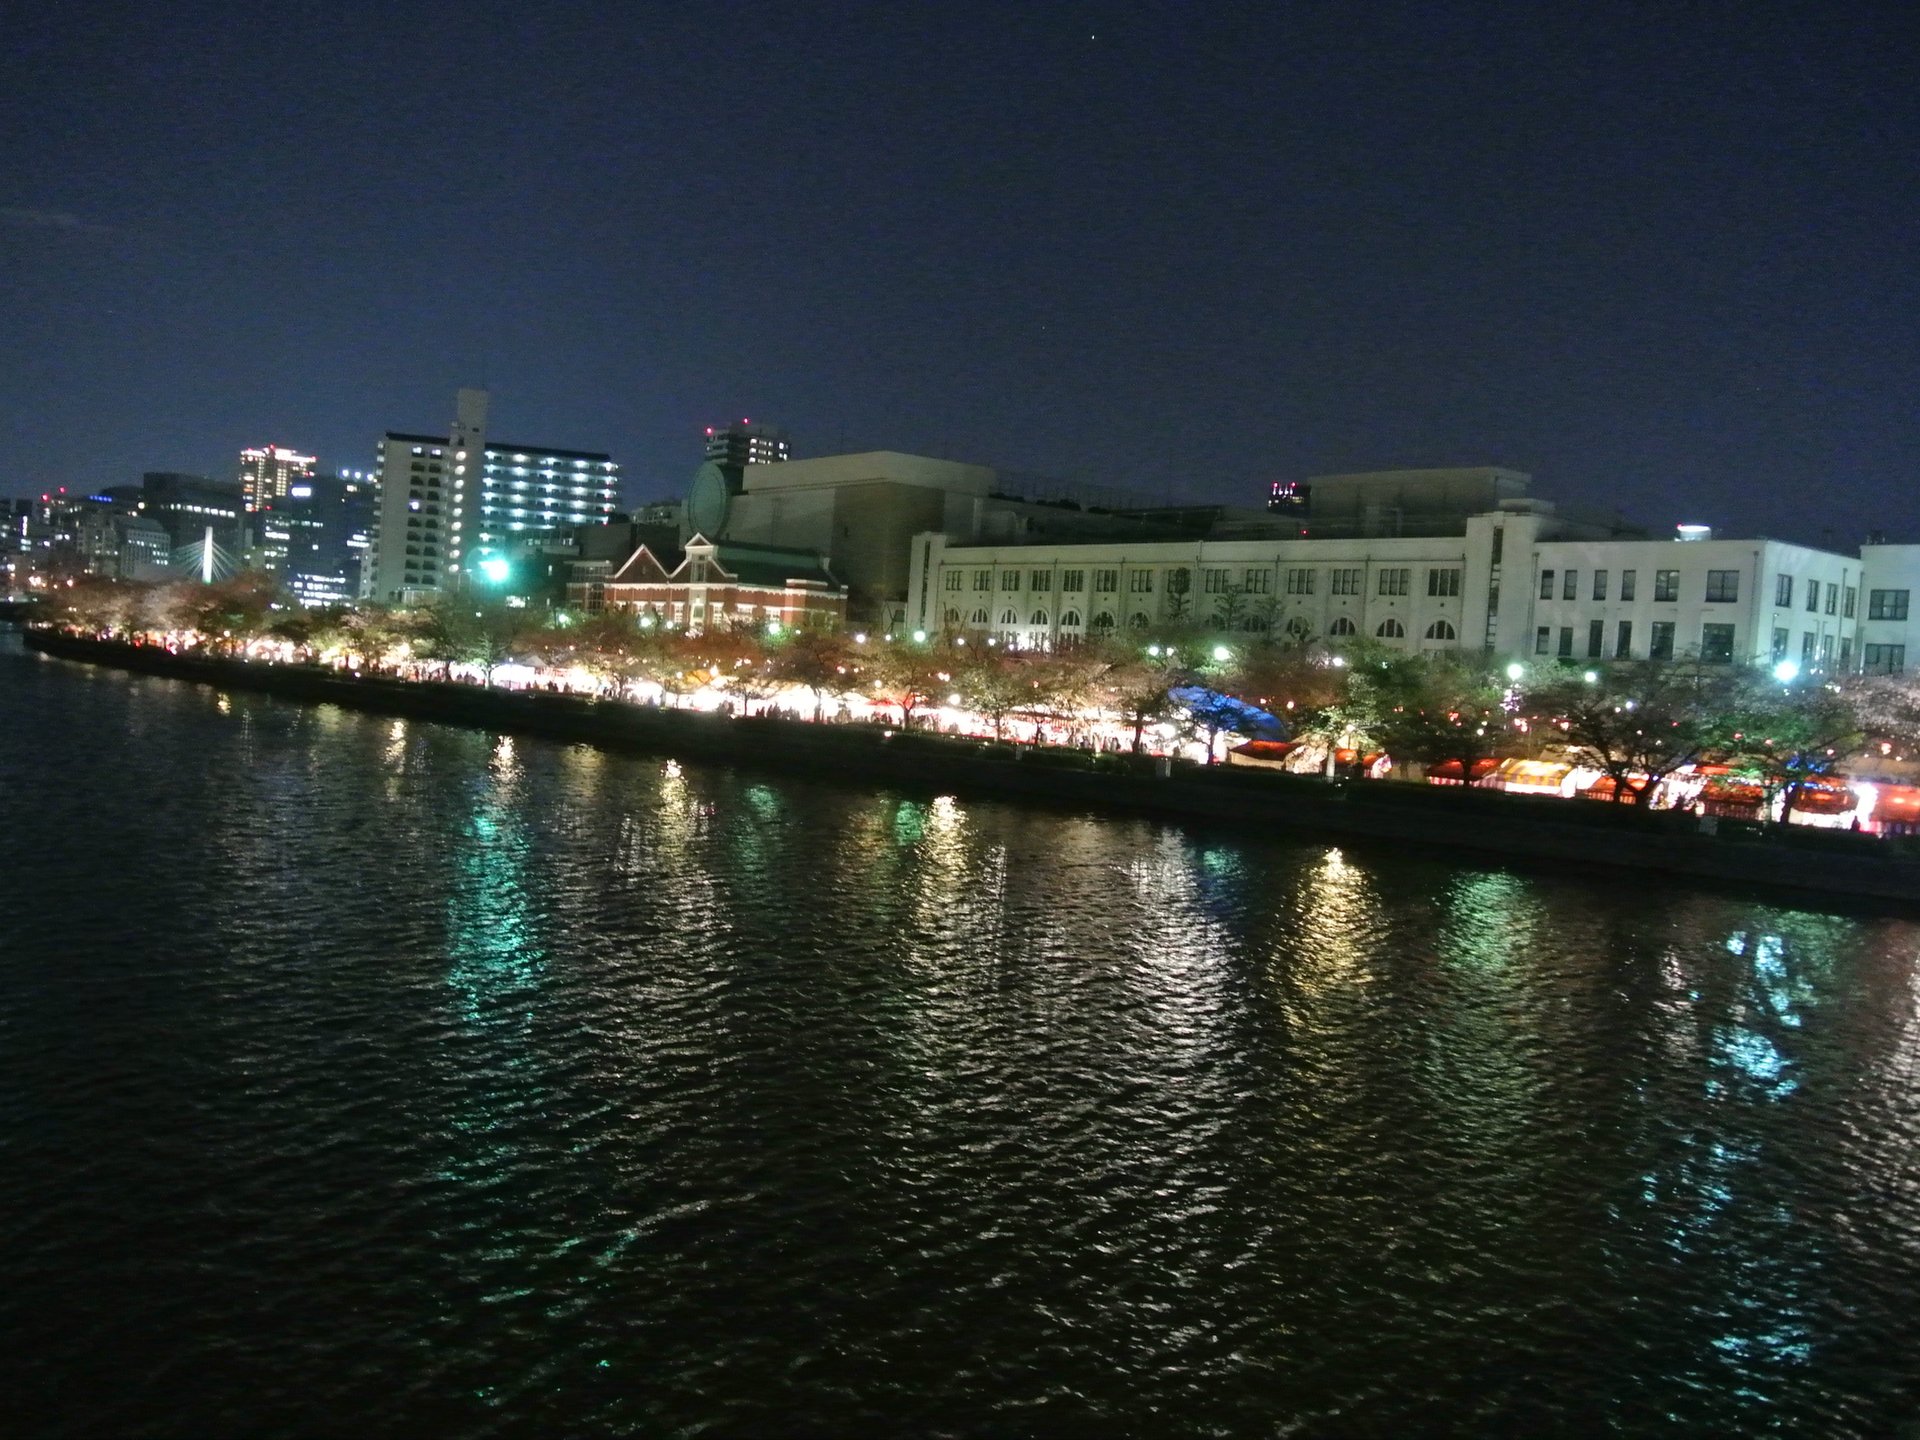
[{"x1": 3, "y1": 630, "x2": 1919, "y2": 1438}]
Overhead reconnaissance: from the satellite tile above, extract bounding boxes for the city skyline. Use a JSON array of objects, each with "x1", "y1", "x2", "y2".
[{"x1": 2, "y1": 4, "x2": 1915, "y2": 545}]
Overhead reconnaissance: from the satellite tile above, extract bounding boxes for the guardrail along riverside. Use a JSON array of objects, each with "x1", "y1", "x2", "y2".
[{"x1": 27, "y1": 629, "x2": 1920, "y2": 910}]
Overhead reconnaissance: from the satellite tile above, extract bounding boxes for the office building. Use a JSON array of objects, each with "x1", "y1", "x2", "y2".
[
  {"x1": 704, "y1": 420, "x2": 790, "y2": 468},
  {"x1": 238, "y1": 445, "x2": 317, "y2": 513},
  {"x1": 365, "y1": 388, "x2": 620, "y2": 604},
  {"x1": 255, "y1": 474, "x2": 375, "y2": 607}
]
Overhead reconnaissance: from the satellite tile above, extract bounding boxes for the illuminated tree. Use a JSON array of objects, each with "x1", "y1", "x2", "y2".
[{"x1": 1521, "y1": 660, "x2": 1745, "y2": 804}]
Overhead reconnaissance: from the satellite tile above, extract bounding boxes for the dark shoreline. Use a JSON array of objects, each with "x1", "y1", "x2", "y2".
[{"x1": 24, "y1": 628, "x2": 1920, "y2": 913}]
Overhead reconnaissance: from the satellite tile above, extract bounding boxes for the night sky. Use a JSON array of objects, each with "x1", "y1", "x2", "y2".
[{"x1": 3, "y1": 2, "x2": 1914, "y2": 545}]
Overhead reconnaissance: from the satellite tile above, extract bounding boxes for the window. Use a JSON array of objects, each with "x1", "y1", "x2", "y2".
[
  {"x1": 1376, "y1": 618, "x2": 1405, "y2": 638},
  {"x1": 1802, "y1": 631, "x2": 1817, "y2": 663},
  {"x1": 1285, "y1": 616, "x2": 1313, "y2": 642},
  {"x1": 1090, "y1": 611, "x2": 1115, "y2": 634},
  {"x1": 1204, "y1": 567, "x2": 1231, "y2": 594},
  {"x1": 1001, "y1": 571, "x2": 1020, "y2": 591},
  {"x1": 1425, "y1": 619, "x2": 1456, "y2": 640},
  {"x1": 1490, "y1": 528, "x2": 1504, "y2": 564},
  {"x1": 1166, "y1": 568, "x2": 1191, "y2": 595},
  {"x1": 1771, "y1": 627, "x2": 1789, "y2": 662},
  {"x1": 1592, "y1": 569, "x2": 1608, "y2": 602},
  {"x1": 943, "y1": 571, "x2": 962, "y2": 591},
  {"x1": 1378, "y1": 567, "x2": 1410, "y2": 596},
  {"x1": 1701, "y1": 623, "x2": 1736, "y2": 662},
  {"x1": 1244, "y1": 568, "x2": 1271, "y2": 594},
  {"x1": 944, "y1": 608, "x2": 960, "y2": 625},
  {"x1": 1539, "y1": 569, "x2": 1555, "y2": 600},
  {"x1": 1030, "y1": 570, "x2": 1050, "y2": 592},
  {"x1": 1650, "y1": 621, "x2": 1675, "y2": 660},
  {"x1": 1620, "y1": 569, "x2": 1637, "y2": 602},
  {"x1": 1705, "y1": 570, "x2": 1739, "y2": 604},
  {"x1": 1428, "y1": 567, "x2": 1461, "y2": 597},
  {"x1": 1775, "y1": 574, "x2": 1793, "y2": 608},
  {"x1": 1328, "y1": 617, "x2": 1358, "y2": 636},
  {"x1": 969, "y1": 608, "x2": 989, "y2": 626},
  {"x1": 1650, "y1": 569, "x2": 1679, "y2": 602},
  {"x1": 1845, "y1": 586, "x2": 1856, "y2": 618},
  {"x1": 1820, "y1": 634, "x2": 1835, "y2": 663},
  {"x1": 1558, "y1": 626, "x2": 1574, "y2": 657},
  {"x1": 1060, "y1": 609, "x2": 1082, "y2": 628},
  {"x1": 1536, "y1": 626, "x2": 1551, "y2": 655},
  {"x1": 1588, "y1": 619, "x2": 1604, "y2": 658},
  {"x1": 973, "y1": 569, "x2": 991, "y2": 591},
  {"x1": 1864, "y1": 643, "x2": 1906, "y2": 675},
  {"x1": 1332, "y1": 568, "x2": 1362, "y2": 595},
  {"x1": 1029, "y1": 608, "x2": 1048, "y2": 626},
  {"x1": 1128, "y1": 613, "x2": 1150, "y2": 630},
  {"x1": 1092, "y1": 569, "x2": 1118, "y2": 593},
  {"x1": 1061, "y1": 569, "x2": 1085, "y2": 592},
  {"x1": 1869, "y1": 589, "x2": 1910, "y2": 621},
  {"x1": 1825, "y1": 583, "x2": 1838, "y2": 616},
  {"x1": 1563, "y1": 569, "x2": 1578, "y2": 601},
  {"x1": 1842, "y1": 637, "x2": 1852, "y2": 668},
  {"x1": 1286, "y1": 567, "x2": 1316, "y2": 595},
  {"x1": 1806, "y1": 583, "x2": 1820, "y2": 613},
  {"x1": 999, "y1": 608, "x2": 1018, "y2": 625},
  {"x1": 1129, "y1": 570, "x2": 1154, "y2": 593},
  {"x1": 1615, "y1": 620, "x2": 1633, "y2": 658}
]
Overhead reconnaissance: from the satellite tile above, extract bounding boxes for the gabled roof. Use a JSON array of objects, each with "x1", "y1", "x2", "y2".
[{"x1": 608, "y1": 544, "x2": 674, "y2": 583}]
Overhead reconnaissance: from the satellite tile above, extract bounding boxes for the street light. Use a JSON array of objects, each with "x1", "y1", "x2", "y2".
[
  {"x1": 1773, "y1": 659, "x2": 1800, "y2": 684},
  {"x1": 911, "y1": 629, "x2": 927, "y2": 644},
  {"x1": 1582, "y1": 670, "x2": 1598, "y2": 684},
  {"x1": 1506, "y1": 662, "x2": 1525, "y2": 682},
  {"x1": 1212, "y1": 645, "x2": 1232, "y2": 663},
  {"x1": 478, "y1": 557, "x2": 510, "y2": 585},
  {"x1": 1147, "y1": 644, "x2": 1162, "y2": 657}
]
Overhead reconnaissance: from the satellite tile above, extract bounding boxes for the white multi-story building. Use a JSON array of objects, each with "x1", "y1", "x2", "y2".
[
  {"x1": 366, "y1": 389, "x2": 620, "y2": 604},
  {"x1": 1858, "y1": 543, "x2": 1920, "y2": 676},
  {"x1": 1528, "y1": 531, "x2": 1861, "y2": 669},
  {"x1": 908, "y1": 502, "x2": 1868, "y2": 674}
]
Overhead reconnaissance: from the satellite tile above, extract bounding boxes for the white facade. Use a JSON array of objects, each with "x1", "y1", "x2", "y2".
[
  {"x1": 1528, "y1": 535, "x2": 1861, "y2": 669},
  {"x1": 908, "y1": 519, "x2": 1868, "y2": 672},
  {"x1": 1858, "y1": 544, "x2": 1920, "y2": 675},
  {"x1": 366, "y1": 389, "x2": 620, "y2": 604}
]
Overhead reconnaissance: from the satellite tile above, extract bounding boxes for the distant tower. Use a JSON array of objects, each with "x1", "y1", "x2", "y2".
[
  {"x1": 703, "y1": 419, "x2": 790, "y2": 468},
  {"x1": 238, "y1": 445, "x2": 317, "y2": 512}
]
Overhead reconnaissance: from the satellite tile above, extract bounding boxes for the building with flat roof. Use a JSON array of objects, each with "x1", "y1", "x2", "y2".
[
  {"x1": 365, "y1": 389, "x2": 620, "y2": 604},
  {"x1": 704, "y1": 420, "x2": 789, "y2": 468},
  {"x1": 238, "y1": 445, "x2": 316, "y2": 513}
]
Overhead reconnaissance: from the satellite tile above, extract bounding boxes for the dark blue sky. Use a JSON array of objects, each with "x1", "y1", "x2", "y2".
[{"x1": 3, "y1": 1, "x2": 1914, "y2": 544}]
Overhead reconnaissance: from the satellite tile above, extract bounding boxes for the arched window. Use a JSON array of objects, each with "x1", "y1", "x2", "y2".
[
  {"x1": 1091, "y1": 611, "x2": 1116, "y2": 634},
  {"x1": 1328, "y1": 616, "x2": 1357, "y2": 637},
  {"x1": 999, "y1": 608, "x2": 1019, "y2": 625},
  {"x1": 1128, "y1": 612, "x2": 1150, "y2": 630},
  {"x1": 1286, "y1": 616, "x2": 1313, "y2": 642},
  {"x1": 969, "y1": 608, "x2": 989, "y2": 626},
  {"x1": 1029, "y1": 608, "x2": 1048, "y2": 626},
  {"x1": 1376, "y1": 618, "x2": 1405, "y2": 638},
  {"x1": 1060, "y1": 609, "x2": 1083, "y2": 628},
  {"x1": 1425, "y1": 619, "x2": 1456, "y2": 640},
  {"x1": 1240, "y1": 614, "x2": 1269, "y2": 633}
]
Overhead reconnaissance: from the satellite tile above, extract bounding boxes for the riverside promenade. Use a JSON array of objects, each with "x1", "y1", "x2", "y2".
[{"x1": 28, "y1": 629, "x2": 1920, "y2": 911}]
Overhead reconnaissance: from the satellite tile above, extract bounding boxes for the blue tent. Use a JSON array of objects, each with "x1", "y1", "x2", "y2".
[{"x1": 1168, "y1": 685, "x2": 1289, "y2": 740}]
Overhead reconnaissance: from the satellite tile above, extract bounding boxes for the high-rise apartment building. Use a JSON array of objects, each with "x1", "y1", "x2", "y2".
[
  {"x1": 704, "y1": 420, "x2": 790, "y2": 468},
  {"x1": 365, "y1": 388, "x2": 620, "y2": 603},
  {"x1": 238, "y1": 445, "x2": 317, "y2": 512}
]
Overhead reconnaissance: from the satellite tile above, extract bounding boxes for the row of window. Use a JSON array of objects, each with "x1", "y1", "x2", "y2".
[
  {"x1": 937, "y1": 608, "x2": 1461, "y2": 642},
  {"x1": 944, "y1": 564, "x2": 1467, "y2": 598},
  {"x1": 1532, "y1": 619, "x2": 1861, "y2": 667}
]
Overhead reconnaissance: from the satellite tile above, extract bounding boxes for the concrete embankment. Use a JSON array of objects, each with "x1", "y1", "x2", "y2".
[{"x1": 26, "y1": 629, "x2": 1920, "y2": 911}]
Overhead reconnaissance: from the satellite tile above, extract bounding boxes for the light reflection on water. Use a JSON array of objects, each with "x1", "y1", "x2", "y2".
[{"x1": 4, "y1": 633, "x2": 1920, "y2": 1439}]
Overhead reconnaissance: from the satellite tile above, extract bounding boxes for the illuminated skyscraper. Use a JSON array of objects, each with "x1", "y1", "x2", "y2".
[{"x1": 238, "y1": 445, "x2": 317, "y2": 512}]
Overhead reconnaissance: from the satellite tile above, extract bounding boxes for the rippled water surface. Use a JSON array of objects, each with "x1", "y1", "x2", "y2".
[{"x1": 4, "y1": 632, "x2": 1920, "y2": 1437}]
